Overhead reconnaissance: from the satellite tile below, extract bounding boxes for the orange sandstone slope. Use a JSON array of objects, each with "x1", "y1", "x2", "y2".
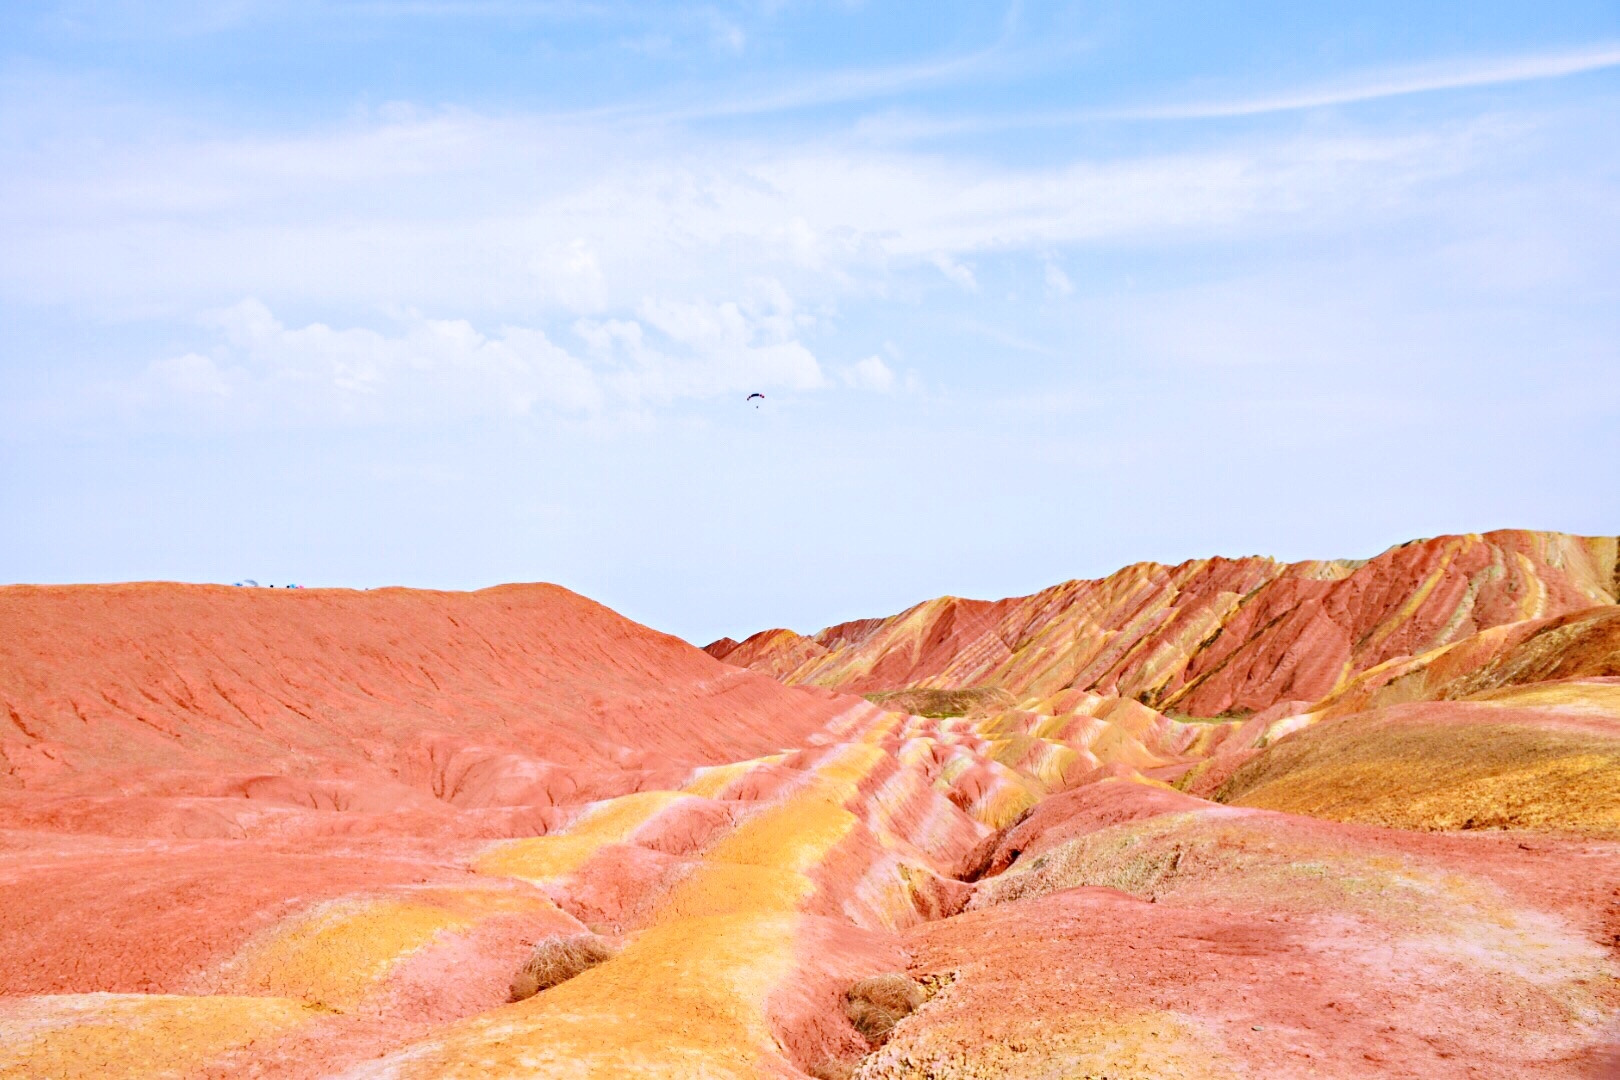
[
  {"x1": 0, "y1": 581, "x2": 863, "y2": 802},
  {"x1": 707, "y1": 530, "x2": 1618, "y2": 716}
]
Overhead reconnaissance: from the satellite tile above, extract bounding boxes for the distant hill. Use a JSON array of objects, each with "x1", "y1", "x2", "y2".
[{"x1": 707, "y1": 530, "x2": 1618, "y2": 717}]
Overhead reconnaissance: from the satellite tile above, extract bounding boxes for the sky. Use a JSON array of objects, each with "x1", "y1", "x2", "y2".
[{"x1": 2, "y1": 1, "x2": 1618, "y2": 644}]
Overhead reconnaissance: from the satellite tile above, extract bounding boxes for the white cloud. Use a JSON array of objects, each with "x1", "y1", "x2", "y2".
[
  {"x1": 530, "y1": 238, "x2": 608, "y2": 313},
  {"x1": 932, "y1": 253, "x2": 978, "y2": 291},
  {"x1": 126, "y1": 289, "x2": 835, "y2": 425},
  {"x1": 1044, "y1": 260, "x2": 1073, "y2": 298},
  {"x1": 5, "y1": 54, "x2": 1610, "y2": 440},
  {"x1": 140, "y1": 298, "x2": 604, "y2": 421},
  {"x1": 147, "y1": 351, "x2": 232, "y2": 397},
  {"x1": 581, "y1": 288, "x2": 827, "y2": 402},
  {"x1": 0, "y1": 102, "x2": 1497, "y2": 322},
  {"x1": 838, "y1": 354, "x2": 895, "y2": 392}
]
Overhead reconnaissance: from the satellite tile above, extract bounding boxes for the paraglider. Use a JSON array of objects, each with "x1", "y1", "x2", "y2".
[{"x1": 747, "y1": 393, "x2": 764, "y2": 409}]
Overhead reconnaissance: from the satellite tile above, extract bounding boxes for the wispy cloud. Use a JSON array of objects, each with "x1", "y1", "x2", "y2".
[
  {"x1": 642, "y1": 43, "x2": 1009, "y2": 124},
  {"x1": 625, "y1": 2, "x2": 1031, "y2": 123},
  {"x1": 846, "y1": 42, "x2": 1620, "y2": 142},
  {"x1": 1115, "y1": 42, "x2": 1620, "y2": 119},
  {"x1": 932, "y1": 253, "x2": 979, "y2": 291},
  {"x1": 0, "y1": 101, "x2": 1490, "y2": 320}
]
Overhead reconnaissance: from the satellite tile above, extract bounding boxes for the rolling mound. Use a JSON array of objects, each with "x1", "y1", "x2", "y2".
[
  {"x1": 4, "y1": 538, "x2": 1619, "y2": 1078},
  {"x1": 1, "y1": 582, "x2": 859, "y2": 806}
]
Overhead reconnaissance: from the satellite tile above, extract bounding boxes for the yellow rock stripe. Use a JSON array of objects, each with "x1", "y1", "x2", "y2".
[
  {"x1": 681, "y1": 756, "x2": 777, "y2": 798},
  {"x1": 476, "y1": 790, "x2": 694, "y2": 883},
  {"x1": 0, "y1": 994, "x2": 312, "y2": 1080},
  {"x1": 365, "y1": 743, "x2": 900, "y2": 1077},
  {"x1": 389, "y1": 914, "x2": 808, "y2": 1079},
  {"x1": 1467, "y1": 680, "x2": 1620, "y2": 716},
  {"x1": 655, "y1": 742, "x2": 885, "y2": 923},
  {"x1": 221, "y1": 886, "x2": 550, "y2": 1008}
]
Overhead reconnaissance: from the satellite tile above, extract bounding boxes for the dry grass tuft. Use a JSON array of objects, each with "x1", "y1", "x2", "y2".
[
  {"x1": 864, "y1": 686, "x2": 1016, "y2": 719},
  {"x1": 845, "y1": 972, "x2": 928, "y2": 1045},
  {"x1": 508, "y1": 933, "x2": 617, "y2": 1002}
]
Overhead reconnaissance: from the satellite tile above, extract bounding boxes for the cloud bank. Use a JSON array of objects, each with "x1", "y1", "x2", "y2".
[{"x1": 131, "y1": 291, "x2": 840, "y2": 427}]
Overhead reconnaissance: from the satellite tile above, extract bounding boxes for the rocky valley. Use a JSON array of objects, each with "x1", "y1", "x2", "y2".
[{"x1": 1, "y1": 529, "x2": 1616, "y2": 1078}]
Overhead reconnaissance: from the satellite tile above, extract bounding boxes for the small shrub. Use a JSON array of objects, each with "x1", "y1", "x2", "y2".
[
  {"x1": 844, "y1": 972, "x2": 927, "y2": 1044},
  {"x1": 508, "y1": 933, "x2": 617, "y2": 1002}
]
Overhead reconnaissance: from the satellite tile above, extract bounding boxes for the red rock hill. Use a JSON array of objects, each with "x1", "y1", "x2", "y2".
[
  {"x1": 1, "y1": 581, "x2": 858, "y2": 804},
  {"x1": 707, "y1": 530, "x2": 1618, "y2": 716}
]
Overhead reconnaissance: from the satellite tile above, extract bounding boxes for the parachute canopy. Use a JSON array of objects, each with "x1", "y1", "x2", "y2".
[{"x1": 747, "y1": 393, "x2": 764, "y2": 401}]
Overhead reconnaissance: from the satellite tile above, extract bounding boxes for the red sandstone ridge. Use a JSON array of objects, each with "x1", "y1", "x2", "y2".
[
  {"x1": 0, "y1": 582, "x2": 861, "y2": 806},
  {"x1": 707, "y1": 530, "x2": 1619, "y2": 716},
  {"x1": 705, "y1": 626, "x2": 830, "y2": 680}
]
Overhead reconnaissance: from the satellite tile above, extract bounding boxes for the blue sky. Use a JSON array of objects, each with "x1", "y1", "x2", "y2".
[{"x1": 3, "y1": 2, "x2": 1618, "y2": 643}]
